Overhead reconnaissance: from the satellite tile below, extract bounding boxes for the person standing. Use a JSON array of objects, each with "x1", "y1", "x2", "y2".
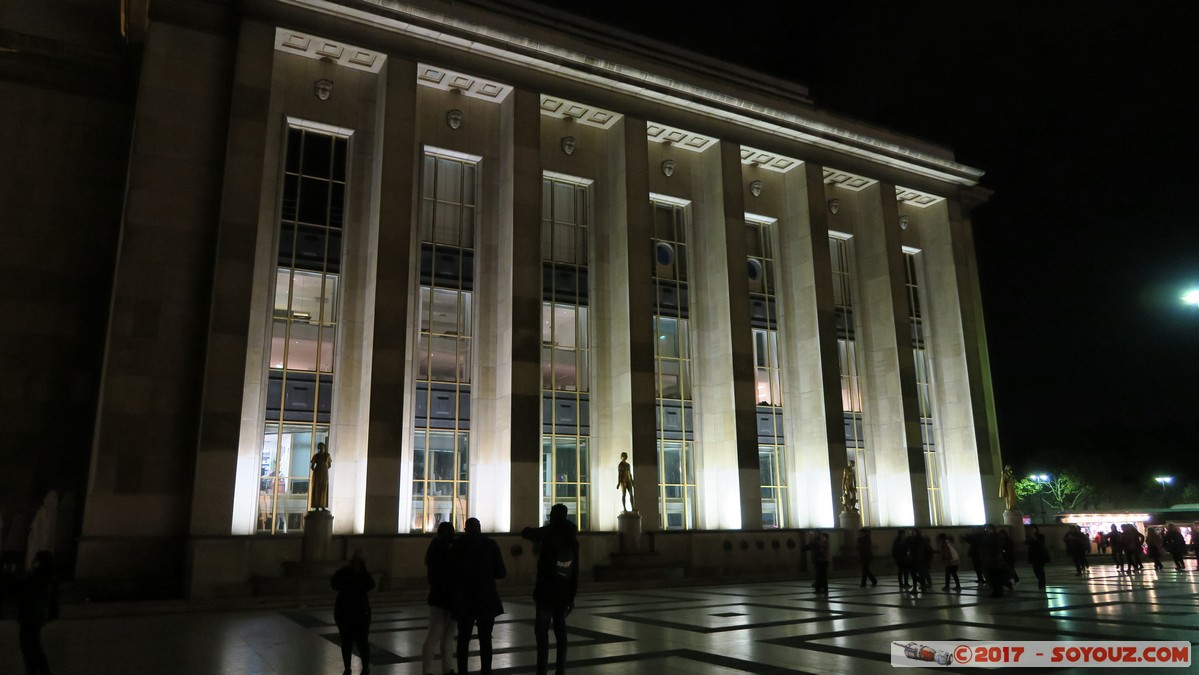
[
  {"x1": 1025, "y1": 525, "x2": 1050, "y2": 590},
  {"x1": 1106, "y1": 524, "x2": 1124, "y2": 573},
  {"x1": 421, "y1": 523, "x2": 456, "y2": 675},
  {"x1": 981, "y1": 525, "x2": 1011, "y2": 598},
  {"x1": 963, "y1": 527, "x2": 985, "y2": 584},
  {"x1": 999, "y1": 528, "x2": 1020, "y2": 584},
  {"x1": 1121, "y1": 524, "x2": 1144, "y2": 573},
  {"x1": 856, "y1": 528, "x2": 877, "y2": 587},
  {"x1": 1063, "y1": 525, "x2": 1089, "y2": 575},
  {"x1": 331, "y1": 550, "x2": 375, "y2": 675},
  {"x1": 938, "y1": 534, "x2": 961, "y2": 591},
  {"x1": 453, "y1": 518, "x2": 506, "y2": 675},
  {"x1": 907, "y1": 530, "x2": 934, "y2": 595},
  {"x1": 521, "y1": 504, "x2": 580, "y2": 675},
  {"x1": 1163, "y1": 523, "x2": 1187, "y2": 571},
  {"x1": 802, "y1": 531, "x2": 830, "y2": 594},
  {"x1": 1146, "y1": 527, "x2": 1164, "y2": 571},
  {"x1": 18, "y1": 550, "x2": 58, "y2": 675},
  {"x1": 892, "y1": 529, "x2": 910, "y2": 588}
]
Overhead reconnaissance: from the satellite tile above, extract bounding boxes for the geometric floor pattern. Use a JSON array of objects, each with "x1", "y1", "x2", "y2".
[{"x1": 2, "y1": 563, "x2": 1196, "y2": 674}]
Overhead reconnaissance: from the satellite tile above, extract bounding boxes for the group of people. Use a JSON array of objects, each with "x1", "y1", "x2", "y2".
[
  {"x1": 332, "y1": 504, "x2": 579, "y2": 675},
  {"x1": 1, "y1": 550, "x2": 59, "y2": 674},
  {"x1": 1102, "y1": 522, "x2": 1192, "y2": 574}
]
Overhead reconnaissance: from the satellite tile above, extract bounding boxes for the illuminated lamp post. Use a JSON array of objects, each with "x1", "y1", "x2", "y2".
[
  {"x1": 1029, "y1": 474, "x2": 1050, "y2": 524},
  {"x1": 1155, "y1": 476, "x2": 1173, "y2": 505},
  {"x1": 1183, "y1": 290, "x2": 1199, "y2": 308}
]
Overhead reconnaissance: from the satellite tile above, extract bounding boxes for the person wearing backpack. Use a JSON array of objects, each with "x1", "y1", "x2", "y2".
[
  {"x1": 938, "y1": 533, "x2": 961, "y2": 592},
  {"x1": 521, "y1": 503, "x2": 579, "y2": 675}
]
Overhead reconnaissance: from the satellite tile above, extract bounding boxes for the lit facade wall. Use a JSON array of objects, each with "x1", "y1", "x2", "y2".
[{"x1": 73, "y1": 0, "x2": 1002, "y2": 591}]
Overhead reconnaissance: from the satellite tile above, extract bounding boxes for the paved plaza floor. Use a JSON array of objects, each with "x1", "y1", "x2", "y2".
[{"x1": 2, "y1": 563, "x2": 1197, "y2": 674}]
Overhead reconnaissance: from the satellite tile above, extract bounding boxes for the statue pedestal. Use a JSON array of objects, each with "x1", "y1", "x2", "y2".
[
  {"x1": 302, "y1": 510, "x2": 334, "y2": 562},
  {"x1": 1002, "y1": 509, "x2": 1024, "y2": 526},
  {"x1": 838, "y1": 510, "x2": 862, "y2": 532},
  {"x1": 617, "y1": 511, "x2": 642, "y2": 553}
]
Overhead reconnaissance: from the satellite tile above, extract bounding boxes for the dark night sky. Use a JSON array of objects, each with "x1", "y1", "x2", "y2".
[{"x1": 534, "y1": 2, "x2": 1199, "y2": 485}]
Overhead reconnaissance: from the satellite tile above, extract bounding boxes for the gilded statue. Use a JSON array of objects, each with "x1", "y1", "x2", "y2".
[
  {"x1": 617, "y1": 452, "x2": 636, "y2": 512},
  {"x1": 999, "y1": 464, "x2": 1019, "y2": 512},
  {"x1": 309, "y1": 441, "x2": 332, "y2": 510},
  {"x1": 841, "y1": 459, "x2": 859, "y2": 513}
]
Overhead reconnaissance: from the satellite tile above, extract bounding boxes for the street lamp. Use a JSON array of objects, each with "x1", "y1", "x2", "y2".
[
  {"x1": 1155, "y1": 476, "x2": 1173, "y2": 504},
  {"x1": 1183, "y1": 290, "x2": 1199, "y2": 307},
  {"x1": 1029, "y1": 474, "x2": 1051, "y2": 523}
]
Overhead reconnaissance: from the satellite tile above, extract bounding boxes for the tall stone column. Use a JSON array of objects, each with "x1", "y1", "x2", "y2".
[
  {"x1": 79, "y1": 18, "x2": 237, "y2": 587},
  {"x1": 620, "y1": 118, "x2": 661, "y2": 532},
  {"x1": 362, "y1": 58, "x2": 419, "y2": 534},
  {"x1": 918, "y1": 197, "x2": 993, "y2": 525},
  {"x1": 687, "y1": 141, "x2": 759, "y2": 530},
  {"x1": 506, "y1": 88, "x2": 545, "y2": 532},
  {"x1": 851, "y1": 182, "x2": 927, "y2": 526},
  {"x1": 776, "y1": 163, "x2": 844, "y2": 528}
]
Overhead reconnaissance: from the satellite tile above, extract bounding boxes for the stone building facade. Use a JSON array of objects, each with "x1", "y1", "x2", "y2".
[{"x1": 2, "y1": 0, "x2": 1002, "y2": 596}]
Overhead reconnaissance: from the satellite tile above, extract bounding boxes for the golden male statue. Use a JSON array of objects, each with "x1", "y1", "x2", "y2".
[{"x1": 617, "y1": 452, "x2": 636, "y2": 512}]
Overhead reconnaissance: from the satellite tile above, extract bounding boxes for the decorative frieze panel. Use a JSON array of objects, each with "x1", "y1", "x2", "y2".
[
  {"x1": 417, "y1": 64, "x2": 512, "y2": 103},
  {"x1": 740, "y1": 146, "x2": 802, "y2": 173},
  {"x1": 274, "y1": 29, "x2": 385, "y2": 73},
  {"x1": 895, "y1": 187, "x2": 944, "y2": 208},
  {"x1": 540, "y1": 96, "x2": 622, "y2": 128},
  {"x1": 646, "y1": 122, "x2": 717, "y2": 153},
  {"x1": 823, "y1": 168, "x2": 877, "y2": 191}
]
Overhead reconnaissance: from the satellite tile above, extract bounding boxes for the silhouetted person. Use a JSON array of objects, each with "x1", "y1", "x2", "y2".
[
  {"x1": 802, "y1": 530, "x2": 830, "y2": 594},
  {"x1": 521, "y1": 503, "x2": 580, "y2": 675},
  {"x1": 892, "y1": 529, "x2": 910, "y2": 588},
  {"x1": 1106, "y1": 525, "x2": 1124, "y2": 572},
  {"x1": 454, "y1": 517, "x2": 506, "y2": 675},
  {"x1": 422, "y1": 522, "x2": 456, "y2": 675},
  {"x1": 1063, "y1": 525, "x2": 1089, "y2": 575},
  {"x1": 1146, "y1": 527, "x2": 1164, "y2": 571},
  {"x1": 1121, "y1": 524, "x2": 1144, "y2": 572},
  {"x1": 18, "y1": 550, "x2": 58, "y2": 675},
  {"x1": 856, "y1": 528, "x2": 877, "y2": 587},
  {"x1": 1025, "y1": 525, "x2": 1049, "y2": 590},
  {"x1": 963, "y1": 526, "x2": 985, "y2": 584},
  {"x1": 938, "y1": 533, "x2": 960, "y2": 591},
  {"x1": 1163, "y1": 523, "x2": 1187, "y2": 571},
  {"x1": 907, "y1": 530, "x2": 934, "y2": 594},
  {"x1": 332, "y1": 550, "x2": 375, "y2": 675},
  {"x1": 999, "y1": 528, "x2": 1019, "y2": 584},
  {"x1": 981, "y1": 525, "x2": 1011, "y2": 597}
]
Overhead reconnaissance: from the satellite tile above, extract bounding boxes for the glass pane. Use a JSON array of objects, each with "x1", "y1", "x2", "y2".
[
  {"x1": 542, "y1": 346, "x2": 554, "y2": 388},
  {"x1": 435, "y1": 159, "x2": 462, "y2": 202},
  {"x1": 460, "y1": 292, "x2": 473, "y2": 335},
  {"x1": 659, "y1": 360, "x2": 681, "y2": 398},
  {"x1": 274, "y1": 269, "x2": 292, "y2": 313},
  {"x1": 554, "y1": 348, "x2": 577, "y2": 390},
  {"x1": 554, "y1": 305, "x2": 576, "y2": 348},
  {"x1": 434, "y1": 202, "x2": 461, "y2": 246},
  {"x1": 430, "y1": 289, "x2": 459, "y2": 334},
  {"x1": 457, "y1": 434, "x2": 470, "y2": 481},
  {"x1": 429, "y1": 335, "x2": 457, "y2": 381},
  {"x1": 429, "y1": 433, "x2": 454, "y2": 480},
  {"x1": 577, "y1": 306, "x2": 589, "y2": 349},
  {"x1": 270, "y1": 320, "x2": 288, "y2": 369},
  {"x1": 287, "y1": 322, "x2": 319, "y2": 371},
  {"x1": 657, "y1": 317, "x2": 678, "y2": 358},
  {"x1": 457, "y1": 337, "x2": 471, "y2": 382},
  {"x1": 577, "y1": 351, "x2": 589, "y2": 393},
  {"x1": 542, "y1": 303, "x2": 553, "y2": 343},
  {"x1": 413, "y1": 433, "x2": 426, "y2": 480},
  {"x1": 416, "y1": 334, "x2": 430, "y2": 379},
  {"x1": 319, "y1": 326, "x2": 335, "y2": 373}
]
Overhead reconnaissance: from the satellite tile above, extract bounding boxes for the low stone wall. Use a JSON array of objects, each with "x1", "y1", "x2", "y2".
[{"x1": 168, "y1": 522, "x2": 1074, "y2": 598}]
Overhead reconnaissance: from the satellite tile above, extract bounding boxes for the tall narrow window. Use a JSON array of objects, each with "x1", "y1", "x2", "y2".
[
  {"x1": 831, "y1": 235, "x2": 870, "y2": 524},
  {"x1": 410, "y1": 153, "x2": 477, "y2": 532},
  {"x1": 541, "y1": 177, "x2": 592, "y2": 529},
  {"x1": 747, "y1": 217, "x2": 786, "y2": 528},
  {"x1": 258, "y1": 126, "x2": 347, "y2": 534},
  {"x1": 905, "y1": 250, "x2": 944, "y2": 525},
  {"x1": 651, "y1": 199, "x2": 696, "y2": 530}
]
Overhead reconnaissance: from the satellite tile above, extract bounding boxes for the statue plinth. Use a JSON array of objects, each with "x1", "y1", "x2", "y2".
[
  {"x1": 302, "y1": 510, "x2": 334, "y2": 561},
  {"x1": 1002, "y1": 509, "x2": 1024, "y2": 526},
  {"x1": 617, "y1": 511, "x2": 642, "y2": 553},
  {"x1": 838, "y1": 510, "x2": 862, "y2": 532}
]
